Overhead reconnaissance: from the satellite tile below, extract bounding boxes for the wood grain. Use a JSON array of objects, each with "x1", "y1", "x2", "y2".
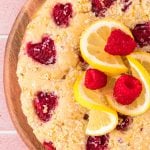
[{"x1": 4, "y1": 0, "x2": 46, "y2": 149}]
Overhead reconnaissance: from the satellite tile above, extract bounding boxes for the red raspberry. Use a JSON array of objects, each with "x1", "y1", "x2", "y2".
[
  {"x1": 33, "y1": 92, "x2": 58, "y2": 122},
  {"x1": 121, "y1": 0, "x2": 132, "y2": 12},
  {"x1": 52, "y1": 3, "x2": 73, "y2": 27},
  {"x1": 86, "y1": 135, "x2": 109, "y2": 150},
  {"x1": 91, "y1": 0, "x2": 116, "y2": 17},
  {"x1": 43, "y1": 141, "x2": 56, "y2": 150},
  {"x1": 131, "y1": 22, "x2": 150, "y2": 47},
  {"x1": 104, "y1": 29, "x2": 137, "y2": 56},
  {"x1": 104, "y1": 0, "x2": 116, "y2": 8},
  {"x1": 113, "y1": 74, "x2": 142, "y2": 105},
  {"x1": 91, "y1": 0, "x2": 104, "y2": 17},
  {"x1": 84, "y1": 69, "x2": 107, "y2": 90},
  {"x1": 116, "y1": 114, "x2": 133, "y2": 131},
  {"x1": 27, "y1": 36, "x2": 56, "y2": 65}
]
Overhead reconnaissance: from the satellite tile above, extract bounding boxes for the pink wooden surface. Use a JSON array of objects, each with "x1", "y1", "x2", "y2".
[{"x1": 0, "y1": 0, "x2": 28, "y2": 149}]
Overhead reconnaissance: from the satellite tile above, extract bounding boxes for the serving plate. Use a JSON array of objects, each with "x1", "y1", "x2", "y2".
[{"x1": 4, "y1": 0, "x2": 45, "y2": 149}]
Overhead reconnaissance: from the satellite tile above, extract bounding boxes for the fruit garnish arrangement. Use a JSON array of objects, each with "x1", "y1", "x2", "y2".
[
  {"x1": 16, "y1": 0, "x2": 150, "y2": 149},
  {"x1": 73, "y1": 19, "x2": 150, "y2": 137}
]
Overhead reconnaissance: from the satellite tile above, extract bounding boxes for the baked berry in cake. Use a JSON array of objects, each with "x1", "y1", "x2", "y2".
[
  {"x1": 33, "y1": 91, "x2": 58, "y2": 122},
  {"x1": 17, "y1": 0, "x2": 150, "y2": 149},
  {"x1": 27, "y1": 36, "x2": 56, "y2": 65},
  {"x1": 52, "y1": 3, "x2": 73, "y2": 27}
]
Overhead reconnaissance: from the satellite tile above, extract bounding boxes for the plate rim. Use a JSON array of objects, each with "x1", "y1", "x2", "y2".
[{"x1": 3, "y1": 0, "x2": 45, "y2": 149}]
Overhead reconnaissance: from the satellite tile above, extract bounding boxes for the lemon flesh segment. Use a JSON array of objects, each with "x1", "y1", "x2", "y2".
[
  {"x1": 86, "y1": 110, "x2": 118, "y2": 136},
  {"x1": 106, "y1": 57, "x2": 150, "y2": 116},
  {"x1": 80, "y1": 19, "x2": 131, "y2": 75},
  {"x1": 130, "y1": 51, "x2": 150, "y2": 74}
]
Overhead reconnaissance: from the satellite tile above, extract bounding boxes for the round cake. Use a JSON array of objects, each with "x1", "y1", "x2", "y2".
[{"x1": 17, "y1": 0, "x2": 150, "y2": 149}]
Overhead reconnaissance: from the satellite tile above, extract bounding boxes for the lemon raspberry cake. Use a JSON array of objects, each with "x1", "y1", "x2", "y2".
[{"x1": 17, "y1": 0, "x2": 150, "y2": 149}]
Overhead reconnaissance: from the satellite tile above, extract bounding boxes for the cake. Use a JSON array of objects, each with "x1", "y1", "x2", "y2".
[{"x1": 17, "y1": 0, "x2": 150, "y2": 149}]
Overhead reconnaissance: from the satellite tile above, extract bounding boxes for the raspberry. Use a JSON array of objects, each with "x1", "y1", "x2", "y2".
[
  {"x1": 43, "y1": 141, "x2": 56, "y2": 150},
  {"x1": 86, "y1": 135, "x2": 109, "y2": 150},
  {"x1": 113, "y1": 74, "x2": 142, "y2": 105},
  {"x1": 121, "y1": 0, "x2": 132, "y2": 12},
  {"x1": 91, "y1": 0, "x2": 104, "y2": 17},
  {"x1": 104, "y1": 0, "x2": 116, "y2": 8},
  {"x1": 104, "y1": 29, "x2": 137, "y2": 56},
  {"x1": 33, "y1": 91, "x2": 58, "y2": 122},
  {"x1": 91, "y1": 0, "x2": 116, "y2": 17},
  {"x1": 116, "y1": 114, "x2": 133, "y2": 131},
  {"x1": 131, "y1": 22, "x2": 150, "y2": 47},
  {"x1": 52, "y1": 3, "x2": 73, "y2": 27},
  {"x1": 84, "y1": 69, "x2": 107, "y2": 90},
  {"x1": 27, "y1": 36, "x2": 56, "y2": 65}
]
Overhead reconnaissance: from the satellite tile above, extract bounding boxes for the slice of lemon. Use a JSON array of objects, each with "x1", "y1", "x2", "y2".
[
  {"x1": 73, "y1": 73, "x2": 118, "y2": 135},
  {"x1": 105, "y1": 56, "x2": 150, "y2": 116},
  {"x1": 74, "y1": 73, "x2": 112, "y2": 111},
  {"x1": 130, "y1": 51, "x2": 150, "y2": 74},
  {"x1": 80, "y1": 19, "x2": 130, "y2": 75},
  {"x1": 86, "y1": 110, "x2": 118, "y2": 136}
]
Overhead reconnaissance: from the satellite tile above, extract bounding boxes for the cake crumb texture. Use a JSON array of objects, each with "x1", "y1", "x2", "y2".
[{"x1": 17, "y1": 0, "x2": 150, "y2": 149}]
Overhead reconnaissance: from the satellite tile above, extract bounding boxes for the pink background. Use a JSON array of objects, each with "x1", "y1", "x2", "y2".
[{"x1": 0, "y1": 0, "x2": 28, "y2": 149}]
